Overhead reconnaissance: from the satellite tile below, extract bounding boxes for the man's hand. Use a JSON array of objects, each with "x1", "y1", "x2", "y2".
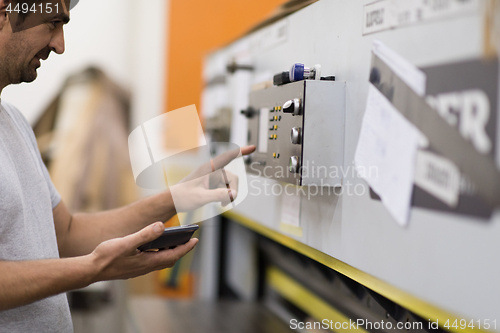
[
  {"x1": 170, "y1": 145, "x2": 256, "y2": 212},
  {"x1": 89, "y1": 222, "x2": 197, "y2": 282},
  {"x1": 54, "y1": 145, "x2": 255, "y2": 258}
]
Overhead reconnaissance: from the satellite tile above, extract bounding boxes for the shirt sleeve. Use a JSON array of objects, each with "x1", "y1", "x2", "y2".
[
  {"x1": 38, "y1": 153, "x2": 62, "y2": 209},
  {"x1": 1, "y1": 101, "x2": 62, "y2": 209}
]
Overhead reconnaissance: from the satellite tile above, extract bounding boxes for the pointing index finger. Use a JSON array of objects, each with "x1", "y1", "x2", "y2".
[{"x1": 241, "y1": 145, "x2": 256, "y2": 156}]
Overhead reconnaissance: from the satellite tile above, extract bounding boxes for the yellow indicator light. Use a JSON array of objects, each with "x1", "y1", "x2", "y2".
[
  {"x1": 274, "y1": 125, "x2": 278, "y2": 130},
  {"x1": 274, "y1": 116, "x2": 278, "y2": 121},
  {"x1": 273, "y1": 153, "x2": 277, "y2": 158}
]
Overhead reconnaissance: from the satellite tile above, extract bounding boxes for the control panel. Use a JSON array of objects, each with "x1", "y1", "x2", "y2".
[{"x1": 242, "y1": 80, "x2": 345, "y2": 187}]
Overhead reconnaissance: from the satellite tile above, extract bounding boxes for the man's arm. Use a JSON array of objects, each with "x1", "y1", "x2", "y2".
[
  {"x1": 0, "y1": 256, "x2": 92, "y2": 311},
  {"x1": 0, "y1": 222, "x2": 197, "y2": 311},
  {"x1": 55, "y1": 145, "x2": 256, "y2": 258},
  {"x1": 54, "y1": 191, "x2": 176, "y2": 258}
]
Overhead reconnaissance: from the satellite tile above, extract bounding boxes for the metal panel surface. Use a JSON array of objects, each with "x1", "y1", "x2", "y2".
[
  {"x1": 202, "y1": 0, "x2": 499, "y2": 322},
  {"x1": 246, "y1": 81, "x2": 305, "y2": 185},
  {"x1": 302, "y1": 80, "x2": 345, "y2": 187},
  {"x1": 246, "y1": 80, "x2": 345, "y2": 186}
]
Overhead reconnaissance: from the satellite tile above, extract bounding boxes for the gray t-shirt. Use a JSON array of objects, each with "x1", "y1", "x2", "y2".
[{"x1": 0, "y1": 101, "x2": 73, "y2": 332}]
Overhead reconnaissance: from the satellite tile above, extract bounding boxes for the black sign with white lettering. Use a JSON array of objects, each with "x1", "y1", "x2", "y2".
[{"x1": 370, "y1": 58, "x2": 498, "y2": 219}]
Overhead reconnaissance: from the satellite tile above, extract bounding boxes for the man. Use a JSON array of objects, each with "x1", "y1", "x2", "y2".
[{"x1": 0, "y1": 0, "x2": 255, "y2": 331}]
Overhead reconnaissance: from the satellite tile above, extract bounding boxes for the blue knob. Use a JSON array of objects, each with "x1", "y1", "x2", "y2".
[{"x1": 290, "y1": 63, "x2": 305, "y2": 82}]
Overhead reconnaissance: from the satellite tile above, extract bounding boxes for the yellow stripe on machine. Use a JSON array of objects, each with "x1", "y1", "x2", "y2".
[
  {"x1": 267, "y1": 266, "x2": 368, "y2": 333},
  {"x1": 223, "y1": 211, "x2": 489, "y2": 333}
]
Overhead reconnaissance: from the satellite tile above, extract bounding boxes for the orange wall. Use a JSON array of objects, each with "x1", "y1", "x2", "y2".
[{"x1": 165, "y1": 0, "x2": 288, "y2": 113}]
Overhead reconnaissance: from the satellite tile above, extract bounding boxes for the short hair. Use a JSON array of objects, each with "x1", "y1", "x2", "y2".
[
  {"x1": 12, "y1": 0, "x2": 44, "y2": 26},
  {"x1": 8, "y1": 0, "x2": 70, "y2": 32}
]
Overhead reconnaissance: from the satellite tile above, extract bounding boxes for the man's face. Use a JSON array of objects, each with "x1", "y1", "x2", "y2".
[{"x1": 2, "y1": 1, "x2": 69, "y2": 84}]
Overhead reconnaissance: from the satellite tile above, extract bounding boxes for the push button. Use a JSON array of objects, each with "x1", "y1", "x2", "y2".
[
  {"x1": 289, "y1": 156, "x2": 300, "y2": 173},
  {"x1": 291, "y1": 127, "x2": 301, "y2": 145}
]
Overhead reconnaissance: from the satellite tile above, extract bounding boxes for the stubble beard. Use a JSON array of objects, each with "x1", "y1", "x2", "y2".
[
  {"x1": 3, "y1": 36, "x2": 39, "y2": 85},
  {"x1": 19, "y1": 60, "x2": 38, "y2": 83}
]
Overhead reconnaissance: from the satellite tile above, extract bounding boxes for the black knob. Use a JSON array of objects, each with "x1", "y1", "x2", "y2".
[
  {"x1": 369, "y1": 67, "x2": 381, "y2": 85},
  {"x1": 282, "y1": 98, "x2": 301, "y2": 116},
  {"x1": 243, "y1": 155, "x2": 252, "y2": 165},
  {"x1": 227, "y1": 60, "x2": 254, "y2": 74},
  {"x1": 273, "y1": 71, "x2": 291, "y2": 86},
  {"x1": 240, "y1": 107, "x2": 256, "y2": 118}
]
